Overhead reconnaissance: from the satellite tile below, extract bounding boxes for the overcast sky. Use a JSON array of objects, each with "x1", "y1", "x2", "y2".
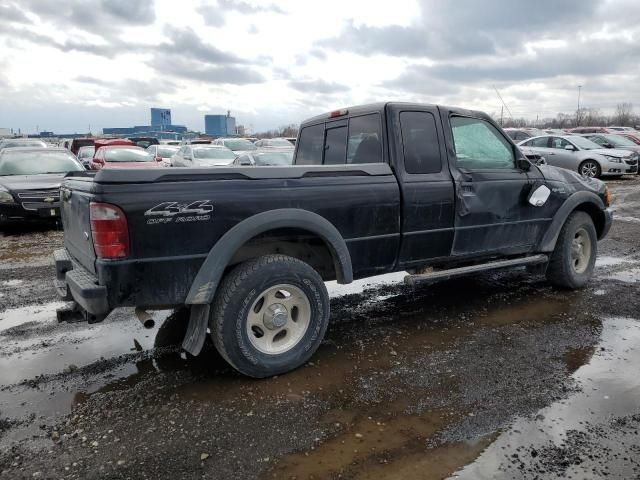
[{"x1": 1, "y1": 0, "x2": 639, "y2": 134}]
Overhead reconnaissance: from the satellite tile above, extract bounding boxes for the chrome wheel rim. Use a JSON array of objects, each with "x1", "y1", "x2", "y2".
[
  {"x1": 246, "y1": 284, "x2": 311, "y2": 355},
  {"x1": 571, "y1": 228, "x2": 592, "y2": 274},
  {"x1": 580, "y1": 162, "x2": 598, "y2": 178}
]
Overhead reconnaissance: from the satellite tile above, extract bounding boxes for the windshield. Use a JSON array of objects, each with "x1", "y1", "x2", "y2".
[
  {"x1": 223, "y1": 139, "x2": 257, "y2": 151},
  {"x1": 566, "y1": 136, "x2": 602, "y2": 150},
  {"x1": 253, "y1": 152, "x2": 294, "y2": 166},
  {"x1": 1, "y1": 140, "x2": 47, "y2": 149},
  {"x1": 104, "y1": 148, "x2": 153, "y2": 162},
  {"x1": 193, "y1": 148, "x2": 237, "y2": 160},
  {"x1": 264, "y1": 139, "x2": 293, "y2": 147},
  {"x1": 157, "y1": 147, "x2": 179, "y2": 158},
  {"x1": 0, "y1": 151, "x2": 83, "y2": 175},
  {"x1": 604, "y1": 135, "x2": 636, "y2": 147},
  {"x1": 78, "y1": 147, "x2": 95, "y2": 158}
]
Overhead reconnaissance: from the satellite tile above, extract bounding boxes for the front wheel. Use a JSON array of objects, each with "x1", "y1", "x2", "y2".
[
  {"x1": 210, "y1": 255, "x2": 330, "y2": 378},
  {"x1": 546, "y1": 211, "x2": 597, "y2": 289},
  {"x1": 579, "y1": 160, "x2": 602, "y2": 178}
]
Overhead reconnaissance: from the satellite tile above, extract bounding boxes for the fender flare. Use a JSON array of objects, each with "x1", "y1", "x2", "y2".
[
  {"x1": 186, "y1": 208, "x2": 353, "y2": 306},
  {"x1": 538, "y1": 191, "x2": 606, "y2": 252}
]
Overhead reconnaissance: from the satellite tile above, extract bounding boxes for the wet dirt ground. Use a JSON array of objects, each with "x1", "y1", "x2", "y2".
[{"x1": 1, "y1": 178, "x2": 640, "y2": 479}]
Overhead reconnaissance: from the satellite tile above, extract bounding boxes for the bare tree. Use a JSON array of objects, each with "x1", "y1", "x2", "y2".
[{"x1": 613, "y1": 103, "x2": 633, "y2": 126}]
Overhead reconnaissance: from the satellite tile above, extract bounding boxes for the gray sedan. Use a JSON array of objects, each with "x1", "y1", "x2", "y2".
[
  {"x1": 518, "y1": 135, "x2": 638, "y2": 178},
  {"x1": 233, "y1": 150, "x2": 294, "y2": 166}
]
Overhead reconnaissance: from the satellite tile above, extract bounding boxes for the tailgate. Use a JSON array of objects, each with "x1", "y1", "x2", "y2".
[{"x1": 60, "y1": 179, "x2": 97, "y2": 274}]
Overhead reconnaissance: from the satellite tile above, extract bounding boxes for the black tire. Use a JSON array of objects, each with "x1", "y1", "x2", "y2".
[
  {"x1": 546, "y1": 211, "x2": 597, "y2": 289},
  {"x1": 210, "y1": 254, "x2": 330, "y2": 378},
  {"x1": 578, "y1": 159, "x2": 602, "y2": 179}
]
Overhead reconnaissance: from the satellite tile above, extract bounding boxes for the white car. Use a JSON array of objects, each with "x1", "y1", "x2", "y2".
[
  {"x1": 518, "y1": 135, "x2": 638, "y2": 178},
  {"x1": 170, "y1": 145, "x2": 237, "y2": 167},
  {"x1": 212, "y1": 138, "x2": 258, "y2": 155},
  {"x1": 253, "y1": 138, "x2": 295, "y2": 150},
  {"x1": 146, "y1": 144, "x2": 179, "y2": 167}
]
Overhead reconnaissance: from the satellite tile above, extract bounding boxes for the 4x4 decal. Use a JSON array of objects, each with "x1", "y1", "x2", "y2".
[{"x1": 144, "y1": 200, "x2": 213, "y2": 224}]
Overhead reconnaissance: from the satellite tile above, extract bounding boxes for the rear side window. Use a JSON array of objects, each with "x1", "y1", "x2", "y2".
[
  {"x1": 400, "y1": 111, "x2": 442, "y2": 174},
  {"x1": 296, "y1": 124, "x2": 324, "y2": 165},
  {"x1": 347, "y1": 114, "x2": 382, "y2": 164},
  {"x1": 451, "y1": 117, "x2": 515, "y2": 170},
  {"x1": 324, "y1": 127, "x2": 347, "y2": 165}
]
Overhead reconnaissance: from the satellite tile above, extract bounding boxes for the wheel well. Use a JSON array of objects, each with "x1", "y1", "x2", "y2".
[
  {"x1": 574, "y1": 203, "x2": 606, "y2": 237},
  {"x1": 227, "y1": 228, "x2": 337, "y2": 281}
]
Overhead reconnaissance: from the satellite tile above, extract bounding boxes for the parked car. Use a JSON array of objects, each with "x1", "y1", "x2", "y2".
[
  {"x1": 0, "y1": 138, "x2": 47, "y2": 152},
  {"x1": 619, "y1": 133, "x2": 640, "y2": 145},
  {"x1": 146, "y1": 144, "x2": 180, "y2": 167},
  {"x1": 76, "y1": 146, "x2": 95, "y2": 169},
  {"x1": 90, "y1": 146, "x2": 163, "y2": 170},
  {"x1": 583, "y1": 134, "x2": 640, "y2": 156},
  {"x1": 171, "y1": 145, "x2": 237, "y2": 167},
  {"x1": 212, "y1": 138, "x2": 257, "y2": 154},
  {"x1": 69, "y1": 138, "x2": 94, "y2": 156},
  {"x1": 128, "y1": 137, "x2": 159, "y2": 149},
  {"x1": 0, "y1": 147, "x2": 84, "y2": 226},
  {"x1": 503, "y1": 128, "x2": 545, "y2": 142},
  {"x1": 606, "y1": 126, "x2": 638, "y2": 133},
  {"x1": 254, "y1": 138, "x2": 295, "y2": 149},
  {"x1": 55, "y1": 102, "x2": 612, "y2": 378},
  {"x1": 568, "y1": 127, "x2": 611, "y2": 134},
  {"x1": 233, "y1": 150, "x2": 294, "y2": 166},
  {"x1": 518, "y1": 135, "x2": 638, "y2": 177}
]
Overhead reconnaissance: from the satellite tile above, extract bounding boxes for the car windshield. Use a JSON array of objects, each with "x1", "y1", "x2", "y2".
[
  {"x1": 604, "y1": 135, "x2": 636, "y2": 147},
  {"x1": 0, "y1": 151, "x2": 83, "y2": 175},
  {"x1": 193, "y1": 148, "x2": 237, "y2": 160},
  {"x1": 157, "y1": 147, "x2": 179, "y2": 158},
  {"x1": 253, "y1": 152, "x2": 294, "y2": 165},
  {"x1": 104, "y1": 148, "x2": 153, "y2": 162},
  {"x1": 264, "y1": 139, "x2": 293, "y2": 147},
  {"x1": 566, "y1": 136, "x2": 602, "y2": 150},
  {"x1": 1, "y1": 140, "x2": 47, "y2": 149},
  {"x1": 223, "y1": 139, "x2": 257, "y2": 151},
  {"x1": 78, "y1": 147, "x2": 95, "y2": 158}
]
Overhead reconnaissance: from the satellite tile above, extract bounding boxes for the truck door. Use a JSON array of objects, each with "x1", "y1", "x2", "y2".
[
  {"x1": 390, "y1": 106, "x2": 455, "y2": 268},
  {"x1": 443, "y1": 114, "x2": 547, "y2": 256}
]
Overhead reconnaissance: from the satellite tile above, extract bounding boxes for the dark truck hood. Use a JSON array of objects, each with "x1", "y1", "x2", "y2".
[
  {"x1": 538, "y1": 164, "x2": 606, "y2": 195},
  {"x1": 0, "y1": 173, "x2": 66, "y2": 191}
]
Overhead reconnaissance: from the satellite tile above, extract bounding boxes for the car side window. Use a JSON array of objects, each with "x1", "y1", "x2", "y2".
[
  {"x1": 324, "y1": 126, "x2": 348, "y2": 165},
  {"x1": 450, "y1": 116, "x2": 515, "y2": 169},
  {"x1": 296, "y1": 124, "x2": 324, "y2": 165},
  {"x1": 550, "y1": 137, "x2": 570, "y2": 149},
  {"x1": 400, "y1": 111, "x2": 442, "y2": 174},
  {"x1": 347, "y1": 114, "x2": 383, "y2": 164}
]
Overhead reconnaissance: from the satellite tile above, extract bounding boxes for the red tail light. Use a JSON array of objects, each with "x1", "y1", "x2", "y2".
[
  {"x1": 329, "y1": 109, "x2": 348, "y2": 118},
  {"x1": 90, "y1": 202, "x2": 129, "y2": 259}
]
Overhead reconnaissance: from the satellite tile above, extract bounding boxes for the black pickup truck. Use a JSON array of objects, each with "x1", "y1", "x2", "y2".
[{"x1": 54, "y1": 102, "x2": 612, "y2": 377}]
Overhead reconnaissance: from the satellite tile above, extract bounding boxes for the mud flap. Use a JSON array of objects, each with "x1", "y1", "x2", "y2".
[{"x1": 182, "y1": 304, "x2": 210, "y2": 356}]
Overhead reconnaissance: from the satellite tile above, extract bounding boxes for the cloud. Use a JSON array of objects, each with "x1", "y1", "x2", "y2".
[
  {"x1": 160, "y1": 27, "x2": 247, "y2": 64},
  {"x1": 0, "y1": 3, "x2": 31, "y2": 24},
  {"x1": 197, "y1": 0, "x2": 284, "y2": 27},
  {"x1": 153, "y1": 56, "x2": 265, "y2": 85},
  {"x1": 289, "y1": 79, "x2": 350, "y2": 94}
]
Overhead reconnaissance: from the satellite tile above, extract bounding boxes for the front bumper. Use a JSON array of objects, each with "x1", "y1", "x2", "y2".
[
  {"x1": 600, "y1": 207, "x2": 613, "y2": 240},
  {"x1": 0, "y1": 202, "x2": 60, "y2": 224},
  {"x1": 54, "y1": 249, "x2": 110, "y2": 316}
]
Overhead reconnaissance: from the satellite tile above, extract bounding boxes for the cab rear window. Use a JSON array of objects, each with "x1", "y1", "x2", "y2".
[{"x1": 296, "y1": 113, "x2": 383, "y2": 165}]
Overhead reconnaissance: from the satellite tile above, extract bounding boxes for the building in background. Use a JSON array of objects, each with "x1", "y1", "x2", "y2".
[
  {"x1": 150, "y1": 108, "x2": 172, "y2": 129},
  {"x1": 205, "y1": 111, "x2": 236, "y2": 137},
  {"x1": 102, "y1": 124, "x2": 188, "y2": 139},
  {"x1": 0, "y1": 128, "x2": 13, "y2": 138}
]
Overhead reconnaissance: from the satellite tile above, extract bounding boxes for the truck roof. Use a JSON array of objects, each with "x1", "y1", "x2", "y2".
[{"x1": 299, "y1": 102, "x2": 490, "y2": 127}]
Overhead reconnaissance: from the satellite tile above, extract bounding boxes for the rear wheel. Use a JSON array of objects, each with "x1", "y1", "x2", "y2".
[
  {"x1": 546, "y1": 211, "x2": 597, "y2": 289},
  {"x1": 210, "y1": 254, "x2": 330, "y2": 378},
  {"x1": 579, "y1": 160, "x2": 602, "y2": 178}
]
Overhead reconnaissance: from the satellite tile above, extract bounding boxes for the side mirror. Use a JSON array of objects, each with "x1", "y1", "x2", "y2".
[
  {"x1": 517, "y1": 157, "x2": 531, "y2": 171},
  {"x1": 528, "y1": 184, "x2": 551, "y2": 207},
  {"x1": 239, "y1": 159, "x2": 252, "y2": 166},
  {"x1": 183, "y1": 155, "x2": 191, "y2": 161},
  {"x1": 564, "y1": 145, "x2": 576, "y2": 151},
  {"x1": 603, "y1": 143, "x2": 613, "y2": 149},
  {"x1": 155, "y1": 155, "x2": 162, "y2": 162}
]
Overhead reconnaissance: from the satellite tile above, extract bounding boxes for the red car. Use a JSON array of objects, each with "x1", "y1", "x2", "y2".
[
  {"x1": 619, "y1": 133, "x2": 640, "y2": 145},
  {"x1": 89, "y1": 143, "x2": 164, "y2": 170}
]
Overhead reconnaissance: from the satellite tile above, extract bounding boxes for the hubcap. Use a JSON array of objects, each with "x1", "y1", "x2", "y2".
[
  {"x1": 246, "y1": 284, "x2": 311, "y2": 355},
  {"x1": 571, "y1": 227, "x2": 592, "y2": 274},
  {"x1": 581, "y1": 162, "x2": 598, "y2": 178}
]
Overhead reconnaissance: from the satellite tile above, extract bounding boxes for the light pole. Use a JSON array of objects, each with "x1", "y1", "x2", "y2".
[{"x1": 577, "y1": 85, "x2": 582, "y2": 126}]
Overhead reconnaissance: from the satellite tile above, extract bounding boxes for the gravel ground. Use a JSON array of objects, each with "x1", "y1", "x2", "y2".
[{"x1": 0, "y1": 178, "x2": 639, "y2": 479}]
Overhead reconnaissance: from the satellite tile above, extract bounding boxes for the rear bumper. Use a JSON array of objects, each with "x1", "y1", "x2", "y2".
[{"x1": 54, "y1": 248, "x2": 110, "y2": 316}]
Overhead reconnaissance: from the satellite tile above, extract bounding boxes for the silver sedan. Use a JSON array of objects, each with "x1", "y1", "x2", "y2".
[{"x1": 518, "y1": 135, "x2": 638, "y2": 178}]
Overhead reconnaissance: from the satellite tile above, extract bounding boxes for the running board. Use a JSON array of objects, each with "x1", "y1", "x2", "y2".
[{"x1": 405, "y1": 254, "x2": 549, "y2": 286}]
